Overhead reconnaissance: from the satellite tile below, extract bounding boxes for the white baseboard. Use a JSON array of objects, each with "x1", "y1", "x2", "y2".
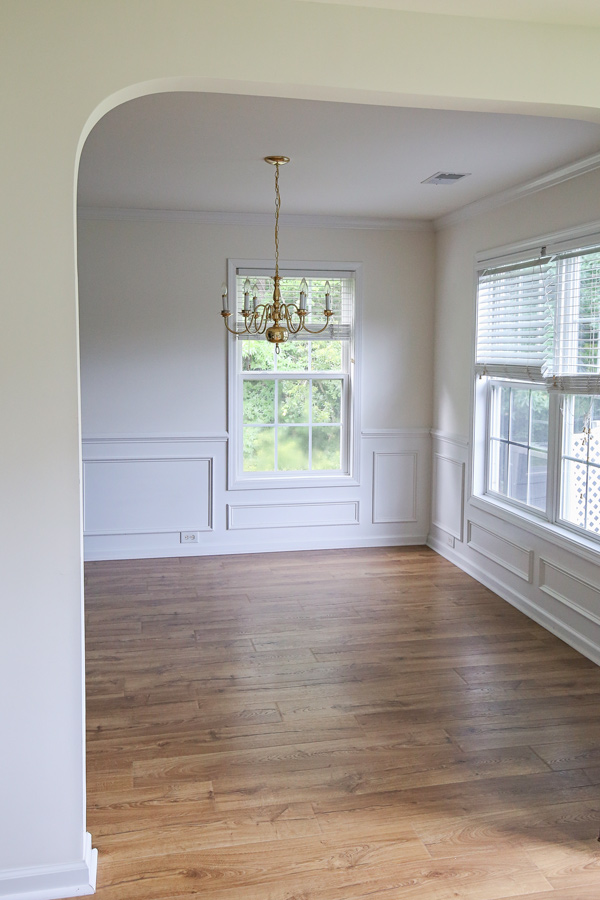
[
  {"x1": 84, "y1": 533, "x2": 429, "y2": 561},
  {"x1": 427, "y1": 534, "x2": 600, "y2": 667},
  {"x1": 0, "y1": 834, "x2": 97, "y2": 900}
]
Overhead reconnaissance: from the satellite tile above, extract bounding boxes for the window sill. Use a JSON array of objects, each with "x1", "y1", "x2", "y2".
[
  {"x1": 469, "y1": 492, "x2": 600, "y2": 565},
  {"x1": 228, "y1": 473, "x2": 360, "y2": 492}
]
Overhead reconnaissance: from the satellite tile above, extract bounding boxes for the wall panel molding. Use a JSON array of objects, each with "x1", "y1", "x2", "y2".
[
  {"x1": 361, "y1": 427, "x2": 431, "y2": 439},
  {"x1": 227, "y1": 500, "x2": 360, "y2": 531},
  {"x1": 427, "y1": 532, "x2": 600, "y2": 667},
  {"x1": 82, "y1": 432, "x2": 228, "y2": 445},
  {"x1": 432, "y1": 454, "x2": 465, "y2": 541},
  {"x1": 372, "y1": 451, "x2": 417, "y2": 523},
  {"x1": 82, "y1": 429, "x2": 432, "y2": 559},
  {"x1": 539, "y1": 558, "x2": 600, "y2": 628},
  {"x1": 430, "y1": 429, "x2": 469, "y2": 448},
  {"x1": 83, "y1": 457, "x2": 213, "y2": 536},
  {"x1": 467, "y1": 520, "x2": 533, "y2": 582}
]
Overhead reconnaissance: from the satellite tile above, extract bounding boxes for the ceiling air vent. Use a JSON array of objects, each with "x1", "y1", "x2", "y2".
[{"x1": 422, "y1": 172, "x2": 470, "y2": 186}]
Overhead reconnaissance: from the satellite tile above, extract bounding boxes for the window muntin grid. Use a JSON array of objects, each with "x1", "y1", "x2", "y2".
[
  {"x1": 487, "y1": 382, "x2": 549, "y2": 512},
  {"x1": 235, "y1": 272, "x2": 354, "y2": 479}
]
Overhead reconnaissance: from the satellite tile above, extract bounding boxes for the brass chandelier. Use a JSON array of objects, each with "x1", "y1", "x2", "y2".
[{"x1": 220, "y1": 156, "x2": 333, "y2": 353}]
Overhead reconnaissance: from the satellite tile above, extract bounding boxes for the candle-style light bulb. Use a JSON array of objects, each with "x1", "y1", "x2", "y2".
[
  {"x1": 324, "y1": 280, "x2": 331, "y2": 312},
  {"x1": 221, "y1": 282, "x2": 228, "y2": 311},
  {"x1": 299, "y1": 277, "x2": 308, "y2": 311},
  {"x1": 252, "y1": 283, "x2": 259, "y2": 311},
  {"x1": 243, "y1": 278, "x2": 251, "y2": 312}
]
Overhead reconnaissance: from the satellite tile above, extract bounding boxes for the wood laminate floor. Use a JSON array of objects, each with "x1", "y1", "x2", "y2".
[{"x1": 85, "y1": 546, "x2": 600, "y2": 900}]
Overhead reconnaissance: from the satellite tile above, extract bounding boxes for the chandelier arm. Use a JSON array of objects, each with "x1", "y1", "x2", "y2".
[
  {"x1": 258, "y1": 304, "x2": 271, "y2": 332},
  {"x1": 296, "y1": 319, "x2": 333, "y2": 336},
  {"x1": 222, "y1": 317, "x2": 252, "y2": 337},
  {"x1": 246, "y1": 308, "x2": 262, "y2": 334},
  {"x1": 286, "y1": 315, "x2": 304, "y2": 335}
]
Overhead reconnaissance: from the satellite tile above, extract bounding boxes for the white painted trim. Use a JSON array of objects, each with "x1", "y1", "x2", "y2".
[
  {"x1": 226, "y1": 500, "x2": 360, "y2": 530},
  {"x1": 539, "y1": 558, "x2": 600, "y2": 629},
  {"x1": 430, "y1": 429, "x2": 469, "y2": 448},
  {"x1": 436, "y1": 151, "x2": 600, "y2": 230},
  {"x1": 77, "y1": 205, "x2": 433, "y2": 232},
  {"x1": 372, "y1": 451, "x2": 418, "y2": 524},
  {"x1": 0, "y1": 833, "x2": 97, "y2": 900},
  {"x1": 427, "y1": 535, "x2": 600, "y2": 667},
  {"x1": 84, "y1": 532, "x2": 429, "y2": 561},
  {"x1": 362, "y1": 427, "x2": 431, "y2": 439},
  {"x1": 466, "y1": 519, "x2": 534, "y2": 583},
  {"x1": 226, "y1": 258, "x2": 362, "y2": 492},
  {"x1": 81, "y1": 433, "x2": 228, "y2": 444},
  {"x1": 82, "y1": 457, "x2": 214, "y2": 536},
  {"x1": 468, "y1": 495, "x2": 600, "y2": 567},
  {"x1": 474, "y1": 219, "x2": 600, "y2": 268},
  {"x1": 431, "y1": 454, "x2": 465, "y2": 540},
  {"x1": 83, "y1": 526, "x2": 212, "y2": 537}
]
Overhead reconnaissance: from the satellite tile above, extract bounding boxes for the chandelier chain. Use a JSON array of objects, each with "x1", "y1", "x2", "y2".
[{"x1": 274, "y1": 163, "x2": 281, "y2": 281}]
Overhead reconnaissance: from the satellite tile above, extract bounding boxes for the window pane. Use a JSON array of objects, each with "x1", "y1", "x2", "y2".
[
  {"x1": 313, "y1": 426, "x2": 341, "y2": 470},
  {"x1": 509, "y1": 389, "x2": 530, "y2": 444},
  {"x1": 561, "y1": 457, "x2": 588, "y2": 528},
  {"x1": 586, "y1": 464, "x2": 600, "y2": 533},
  {"x1": 277, "y1": 341, "x2": 309, "y2": 372},
  {"x1": 508, "y1": 444, "x2": 529, "y2": 503},
  {"x1": 590, "y1": 424, "x2": 600, "y2": 465},
  {"x1": 490, "y1": 384, "x2": 510, "y2": 441},
  {"x1": 243, "y1": 380, "x2": 275, "y2": 424},
  {"x1": 278, "y1": 426, "x2": 309, "y2": 470},
  {"x1": 528, "y1": 450, "x2": 547, "y2": 510},
  {"x1": 243, "y1": 427, "x2": 275, "y2": 471},
  {"x1": 312, "y1": 379, "x2": 342, "y2": 424},
  {"x1": 242, "y1": 342, "x2": 275, "y2": 372},
  {"x1": 530, "y1": 392, "x2": 549, "y2": 449},
  {"x1": 311, "y1": 341, "x2": 342, "y2": 371},
  {"x1": 590, "y1": 398, "x2": 600, "y2": 465},
  {"x1": 563, "y1": 395, "x2": 589, "y2": 460},
  {"x1": 278, "y1": 380, "x2": 309, "y2": 423},
  {"x1": 489, "y1": 439, "x2": 508, "y2": 495}
]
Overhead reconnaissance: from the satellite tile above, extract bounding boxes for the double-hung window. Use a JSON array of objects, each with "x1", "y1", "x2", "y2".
[
  {"x1": 227, "y1": 261, "x2": 359, "y2": 489},
  {"x1": 475, "y1": 234, "x2": 600, "y2": 542}
]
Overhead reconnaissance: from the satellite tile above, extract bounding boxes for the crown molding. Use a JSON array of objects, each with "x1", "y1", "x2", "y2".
[
  {"x1": 435, "y1": 150, "x2": 600, "y2": 230},
  {"x1": 79, "y1": 149, "x2": 600, "y2": 234},
  {"x1": 77, "y1": 205, "x2": 433, "y2": 232}
]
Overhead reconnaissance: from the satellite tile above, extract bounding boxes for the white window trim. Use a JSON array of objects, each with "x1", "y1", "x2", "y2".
[
  {"x1": 470, "y1": 221, "x2": 600, "y2": 554},
  {"x1": 226, "y1": 258, "x2": 362, "y2": 491}
]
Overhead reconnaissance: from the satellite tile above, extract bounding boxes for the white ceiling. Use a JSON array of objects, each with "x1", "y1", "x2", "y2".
[
  {"x1": 294, "y1": 0, "x2": 600, "y2": 27},
  {"x1": 78, "y1": 92, "x2": 600, "y2": 222}
]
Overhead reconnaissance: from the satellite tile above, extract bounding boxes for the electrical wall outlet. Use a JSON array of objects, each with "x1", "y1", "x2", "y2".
[
  {"x1": 446, "y1": 534, "x2": 455, "y2": 548},
  {"x1": 180, "y1": 531, "x2": 199, "y2": 544}
]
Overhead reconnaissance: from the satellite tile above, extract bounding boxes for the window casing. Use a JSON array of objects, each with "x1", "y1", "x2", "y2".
[
  {"x1": 474, "y1": 233, "x2": 600, "y2": 545},
  {"x1": 227, "y1": 260, "x2": 360, "y2": 490}
]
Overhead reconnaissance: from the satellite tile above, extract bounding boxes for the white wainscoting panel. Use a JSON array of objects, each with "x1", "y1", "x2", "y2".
[
  {"x1": 467, "y1": 520, "x2": 533, "y2": 582},
  {"x1": 227, "y1": 501, "x2": 360, "y2": 531},
  {"x1": 539, "y1": 558, "x2": 600, "y2": 627},
  {"x1": 83, "y1": 458, "x2": 212, "y2": 534},
  {"x1": 432, "y1": 454, "x2": 465, "y2": 540},
  {"x1": 372, "y1": 451, "x2": 417, "y2": 523},
  {"x1": 83, "y1": 430, "x2": 431, "y2": 559}
]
